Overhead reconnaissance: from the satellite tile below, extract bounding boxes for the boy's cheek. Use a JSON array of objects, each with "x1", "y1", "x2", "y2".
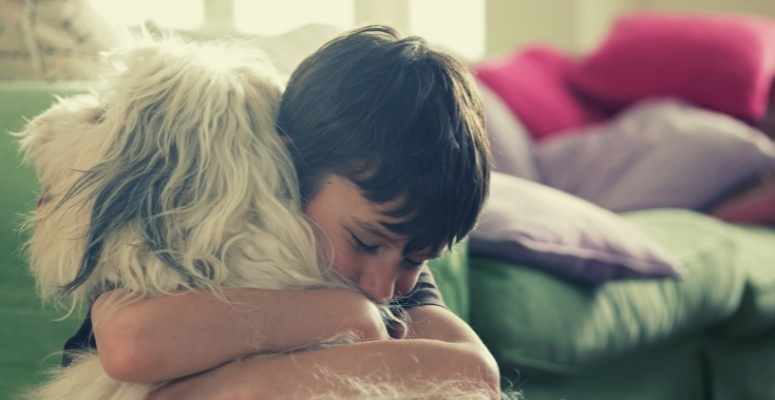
[{"x1": 328, "y1": 244, "x2": 360, "y2": 281}]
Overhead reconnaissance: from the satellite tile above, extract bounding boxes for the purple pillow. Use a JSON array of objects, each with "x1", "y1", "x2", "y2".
[
  {"x1": 536, "y1": 99, "x2": 775, "y2": 212},
  {"x1": 470, "y1": 173, "x2": 680, "y2": 284}
]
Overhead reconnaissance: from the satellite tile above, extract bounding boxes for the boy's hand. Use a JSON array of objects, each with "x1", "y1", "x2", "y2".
[{"x1": 401, "y1": 269, "x2": 499, "y2": 381}]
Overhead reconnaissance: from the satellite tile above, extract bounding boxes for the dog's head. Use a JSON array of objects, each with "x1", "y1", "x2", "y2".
[{"x1": 18, "y1": 39, "x2": 329, "y2": 308}]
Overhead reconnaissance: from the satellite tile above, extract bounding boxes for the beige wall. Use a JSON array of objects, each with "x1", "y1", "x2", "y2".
[
  {"x1": 485, "y1": 0, "x2": 775, "y2": 58},
  {"x1": 355, "y1": 0, "x2": 411, "y2": 35},
  {"x1": 485, "y1": 1, "x2": 577, "y2": 56},
  {"x1": 638, "y1": 0, "x2": 775, "y2": 16}
]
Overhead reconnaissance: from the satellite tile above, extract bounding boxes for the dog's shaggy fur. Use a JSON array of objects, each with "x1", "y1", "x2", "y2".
[{"x1": 16, "y1": 39, "x2": 500, "y2": 400}]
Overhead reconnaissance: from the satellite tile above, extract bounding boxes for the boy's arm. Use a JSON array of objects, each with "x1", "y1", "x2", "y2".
[
  {"x1": 406, "y1": 305, "x2": 491, "y2": 348},
  {"x1": 94, "y1": 267, "x2": 497, "y2": 385},
  {"x1": 92, "y1": 287, "x2": 389, "y2": 383},
  {"x1": 402, "y1": 266, "x2": 488, "y2": 343},
  {"x1": 149, "y1": 339, "x2": 500, "y2": 400},
  {"x1": 403, "y1": 268, "x2": 499, "y2": 377}
]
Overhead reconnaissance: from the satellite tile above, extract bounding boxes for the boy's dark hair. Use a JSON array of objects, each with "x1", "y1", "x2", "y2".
[{"x1": 277, "y1": 25, "x2": 490, "y2": 254}]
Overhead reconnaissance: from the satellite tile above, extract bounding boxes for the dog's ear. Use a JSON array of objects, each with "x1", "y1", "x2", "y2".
[
  {"x1": 15, "y1": 94, "x2": 104, "y2": 192},
  {"x1": 14, "y1": 94, "x2": 110, "y2": 307},
  {"x1": 59, "y1": 39, "x2": 317, "y2": 299}
]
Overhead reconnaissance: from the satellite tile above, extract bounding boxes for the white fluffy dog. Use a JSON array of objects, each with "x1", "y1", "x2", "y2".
[{"x1": 16, "y1": 39, "x2": 497, "y2": 400}]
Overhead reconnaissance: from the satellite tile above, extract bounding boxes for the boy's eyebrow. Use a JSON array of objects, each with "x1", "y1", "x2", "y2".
[
  {"x1": 353, "y1": 218, "x2": 445, "y2": 260},
  {"x1": 352, "y1": 218, "x2": 444, "y2": 259},
  {"x1": 353, "y1": 219, "x2": 401, "y2": 243}
]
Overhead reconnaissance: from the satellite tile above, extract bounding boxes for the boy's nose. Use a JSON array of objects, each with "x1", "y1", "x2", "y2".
[{"x1": 359, "y1": 265, "x2": 397, "y2": 304}]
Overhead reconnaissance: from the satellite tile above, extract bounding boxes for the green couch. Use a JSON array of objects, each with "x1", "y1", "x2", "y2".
[{"x1": 3, "y1": 82, "x2": 775, "y2": 400}]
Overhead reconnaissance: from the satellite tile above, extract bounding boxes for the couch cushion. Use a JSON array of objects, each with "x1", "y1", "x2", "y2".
[
  {"x1": 470, "y1": 210, "x2": 746, "y2": 373},
  {"x1": 428, "y1": 241, "x2": 470, "y2": 322},
  {"x1": 515, "y1": 338, "x2": 706, "y2": 400},
  {"x1": 569, "y1": 12, "x2": 775, "y2": 121},
  {"x1": 475, "y1": 46, "x2": 600, "y2": 140},
  {"x1": 704, "y1": 332, "x2": 775, "y2": 400},
  {"x1": 536, "y1": 100, "x2": 775, "y2": 213},
  {"x1": 712, "y1": 223, "x2": 775, "y2": 337},
  {"x1": 470, "y1": 173, "x2": 680, "y2": 284}
]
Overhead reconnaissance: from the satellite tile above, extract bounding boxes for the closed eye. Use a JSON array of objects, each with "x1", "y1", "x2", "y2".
[
  {"x1": 402, "y1": 258, "x2": 425, "y2": 270},
  {"x1": 349, "y1": 231, "x2": 380, "y2": 254}
]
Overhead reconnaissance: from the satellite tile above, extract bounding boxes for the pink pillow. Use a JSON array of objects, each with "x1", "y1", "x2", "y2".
[
  {"x1": 712, "y1": 176, "x2": 775, "y2": 224},
  {"x1": 570, "y1": 13, "x2": 775, "y2": 121},
  {"x1": 475, "y1": 46, "x2": 600, "y2": 140}
]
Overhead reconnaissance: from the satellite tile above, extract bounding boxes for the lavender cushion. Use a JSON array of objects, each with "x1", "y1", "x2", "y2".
[
  {"x1": 476, "y1": 80, "x2": 540, "y2": 180},
  {"x1": 537, "y1": 100, "x2": 775, "y2": 212},
  {"x1": 470, "y1": 172, "x2": 680, "y2": 284}
]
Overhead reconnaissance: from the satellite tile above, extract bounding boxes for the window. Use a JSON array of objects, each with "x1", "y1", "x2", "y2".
[
  {"x1": 410, "y1": 1, "x2": 485, "y2": 59},
  {"x1": 87, "y1": 0, "x2": 484, "y2": 58}
]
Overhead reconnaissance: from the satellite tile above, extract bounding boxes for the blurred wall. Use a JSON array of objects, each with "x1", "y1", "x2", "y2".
[{"x1": 485, "y1": 0, "x2": 775, "y2": 57}]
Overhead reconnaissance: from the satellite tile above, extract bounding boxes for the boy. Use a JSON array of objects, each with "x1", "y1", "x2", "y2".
[{"x1": 85, "y1": 26, "x2": 498, "y2": 398}]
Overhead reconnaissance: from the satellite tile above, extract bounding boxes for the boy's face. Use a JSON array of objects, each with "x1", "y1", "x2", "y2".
[{"x1": 304, "y1": 174, "x2": 439, "y2": 303}]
